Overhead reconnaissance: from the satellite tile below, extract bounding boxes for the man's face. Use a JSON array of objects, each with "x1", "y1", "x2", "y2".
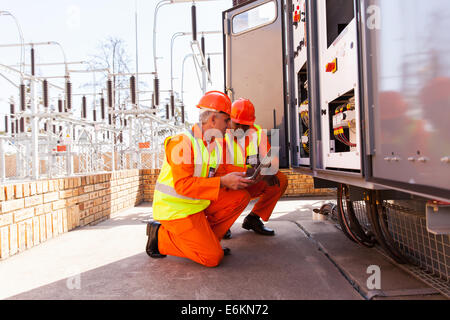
[
  {"x1": 231, "y1": 122, "x2": 250, "y2": 139},
  {"x1": 231, "y1": 122, "x2": 249, "y2": 131},
  {"x1": 213, "y1": 112, "x2": 231, "y2": 136}
]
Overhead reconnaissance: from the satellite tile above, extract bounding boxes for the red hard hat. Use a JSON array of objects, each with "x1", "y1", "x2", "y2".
[
  {"x1": 231, "y1": 98, "x2": 256, "y2": 126},
  {"x1": 196, "y1": 91, "x2": 232, "y2": 115}
]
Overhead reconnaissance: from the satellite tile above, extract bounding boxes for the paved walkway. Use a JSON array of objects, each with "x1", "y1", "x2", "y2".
[{"x1": 0, "y1": 198, "x2": 444, "y2": 300}]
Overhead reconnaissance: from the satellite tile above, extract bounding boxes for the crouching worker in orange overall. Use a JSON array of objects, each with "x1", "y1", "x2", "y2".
[
  {"x1": 145, "y1": 91, "x2": 255, "y2": 267},
  {"x1": 220, "y1": 98, "x2": 288, "y2": 238}
]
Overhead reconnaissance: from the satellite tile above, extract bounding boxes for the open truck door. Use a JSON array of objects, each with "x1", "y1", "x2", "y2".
[{"x1": 223, "y1": 0, "x2": 289, "y2": 168}]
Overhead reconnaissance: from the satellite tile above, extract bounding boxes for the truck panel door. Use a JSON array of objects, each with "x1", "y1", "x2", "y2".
[
  {"x1": 223, "y1": 0, "x2": 289, "y2": 168},
  {"x1": 361, "y1": 0, "x2": 450, "y2": 199}
]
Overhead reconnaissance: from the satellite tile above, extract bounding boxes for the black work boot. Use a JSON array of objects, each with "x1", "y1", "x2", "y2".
[
  {"x1": 223, "y1": 229, "x2": 232, "y2": 240},
  {"x1": 223, "y1": 247, "x2": 231, "y2": 256},
  {"x1": 146, "y1": 221, "x2": 167, "y2": 258},
  {"x1": 242, "y1": 213, "x2": 275, "y2": 236}
]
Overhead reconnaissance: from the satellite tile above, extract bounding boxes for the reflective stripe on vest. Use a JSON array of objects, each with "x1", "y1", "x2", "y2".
[
  {"x1": 154, "y1": 183, "x2": 204, "y2": 201},
  {"x1": 152, "y1": 130, "x2": 223, "y2": 221},
  {"x1": 225, "y1": 125, "x2": 262, "y2": 168}
]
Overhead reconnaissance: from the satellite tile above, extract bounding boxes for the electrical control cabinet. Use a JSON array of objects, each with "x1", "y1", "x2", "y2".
[
  {"x1": 291, "y1": 0, "x2": 362, "y2": 171},
  {"x1": 316, "y1": 0, "x2": 362, "y2": 171},
  {"x1": 223, "y1": 0, "x2": 290, "y2": 168}
]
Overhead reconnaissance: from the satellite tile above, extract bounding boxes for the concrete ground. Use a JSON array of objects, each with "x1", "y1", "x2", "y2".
[{"x1": 0, "y1": 198, "x2": 446, "y2": 300}]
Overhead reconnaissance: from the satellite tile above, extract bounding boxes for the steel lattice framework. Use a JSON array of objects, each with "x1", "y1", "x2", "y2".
[{"x1": 0, "y1": 53, "x2": 186, "y2": 183}]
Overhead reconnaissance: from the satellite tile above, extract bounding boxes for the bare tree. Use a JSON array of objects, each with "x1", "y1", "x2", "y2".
[{"x1": 90, "y1": 37, "x2": 133, "y2": 109}]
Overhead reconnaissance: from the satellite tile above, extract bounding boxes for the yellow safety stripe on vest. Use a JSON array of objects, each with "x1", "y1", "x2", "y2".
[
  {"x1": 188, "y1": 129, "x2": 222, "y2": 177},
  {"x1": 225, "y1": 125, "x2": 262, "y2": 168},
  {"x1": 190, "y1": 130, "x2": 206, "y2": 177},
  {"x1": 246, "y1": 125, "x2": 262, "y2": 154},
  {"x1": 225, "y1": 132, "x2": 246, "y2": 167},
  {"x1": 163, "y1": 130, "x2": 222, "y2": 178},
  {"x1": 254, "y1": 124, "x2": 263, "y2": 146}
]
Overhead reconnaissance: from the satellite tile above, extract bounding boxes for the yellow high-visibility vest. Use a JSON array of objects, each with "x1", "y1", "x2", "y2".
[
  {"x1": 152, "y1": 130, "x2": 223, "y2": 221},
  {"x1": 225, "y1": 124, "x2": 262, "y2": 168}
]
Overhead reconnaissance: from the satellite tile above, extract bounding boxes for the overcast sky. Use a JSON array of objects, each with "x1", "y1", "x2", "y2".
[{"x1": 0, "y1": 0, "x2": 233, "y2": 126}]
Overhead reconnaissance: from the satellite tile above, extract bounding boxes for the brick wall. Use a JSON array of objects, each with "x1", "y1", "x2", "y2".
[
  {"x1": 0, "y1": 170, "x2": 143, "y2": 259},
  {"x1": 142, "y1": 169, "x2": 159, "y2": 202},
  {"x1": 280, "y1": 169, "x2": 336, "y2": 198}
]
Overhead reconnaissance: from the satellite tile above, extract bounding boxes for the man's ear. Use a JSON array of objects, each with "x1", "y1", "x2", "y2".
[{"x1": 210, "y1": 113, "x2": 217, "y2": 125}]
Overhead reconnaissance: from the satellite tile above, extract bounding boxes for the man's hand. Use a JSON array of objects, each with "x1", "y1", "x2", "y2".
[
  {"x1": 220, "y1": 172, "x2": 255, "y2": 190},
  {"x1": 263, "y1": 175, "x2": 280, "y2": 187}
]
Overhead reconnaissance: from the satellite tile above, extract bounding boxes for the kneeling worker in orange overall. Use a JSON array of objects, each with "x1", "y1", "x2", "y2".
[
  {"x1": 146, "y1": 91, "x2": 254, "y2": 267},
  {"x1": 220, "y1": 98, "x2": 288, "y2": 237}
]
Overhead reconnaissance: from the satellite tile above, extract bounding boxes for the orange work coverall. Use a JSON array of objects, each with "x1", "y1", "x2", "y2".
[
  {"x1": 157, "y1": 126, "x2": 251, "y2": 267},
  {"x1": 217, "y1": 126, "x2": 288, "y2": 222}
]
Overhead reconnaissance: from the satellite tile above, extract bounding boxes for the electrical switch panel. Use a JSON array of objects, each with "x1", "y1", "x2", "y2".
[{"x1": 293, "y1": 0, "x2": 310, "y2": 166}]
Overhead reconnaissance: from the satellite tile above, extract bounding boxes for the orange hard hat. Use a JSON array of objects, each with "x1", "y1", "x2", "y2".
[
  {"x1": 231, "y1": 98, "x2": 256, "y2": 126},
  {"x1": 196, "y1": 91, "x2": 232, "y2": 115},
  {"x1": 378, "y1": 91, "x2": 407, "y2": 120},
  {"x1": 420, "y1": 77, "x2": 450, "y2": 104}
]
